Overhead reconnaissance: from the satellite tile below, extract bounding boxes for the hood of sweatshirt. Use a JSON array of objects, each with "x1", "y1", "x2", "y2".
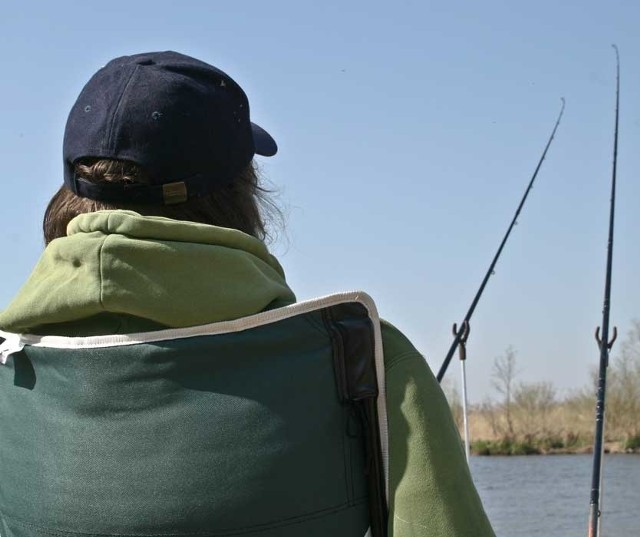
[{"x1": 0, "y1": 210, "x2": 296, "y2": 334}]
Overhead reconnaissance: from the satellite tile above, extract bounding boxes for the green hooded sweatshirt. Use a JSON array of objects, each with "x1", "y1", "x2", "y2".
[{"x1": 0, "y1": 210, "x2": 495, "y2": 537}]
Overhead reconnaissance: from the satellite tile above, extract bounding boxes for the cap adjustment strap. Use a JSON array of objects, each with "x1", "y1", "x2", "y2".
[{"x1": 162, "y1": 182, "x2": 188, "y2": 205}]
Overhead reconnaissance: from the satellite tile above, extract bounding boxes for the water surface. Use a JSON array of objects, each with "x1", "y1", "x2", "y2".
[{"x1": 470, "y1": 454, "x2": 639, "y2": 537}]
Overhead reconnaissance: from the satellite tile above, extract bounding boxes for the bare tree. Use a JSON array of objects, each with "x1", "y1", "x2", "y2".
[
  {"x1": 441, "y1": 378, "x2": 463, "y2": 431},
  {"x1": 513, "y1": 381, "x2": 556, "y2": 440},
  {"x1": 577, "y1": 320, "x2": 640, "y2": 442},
  {"x1": 491, "y1": 345, "x2": 518, "y2": 438},
  {"x1": 606, "y1": 320, "x2": 640, "y2": 439},
  {"x1": 480, "y1": 398, "x2": 501, "y2": 438},
  {"x1": 621, "y1": 319, "x2": 640, "y2": 359}
]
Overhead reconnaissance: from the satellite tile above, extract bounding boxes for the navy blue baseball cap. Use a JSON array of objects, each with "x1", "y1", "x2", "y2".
[{"x1": 63, "y1": 51, "x2": 277, "y2": 205}]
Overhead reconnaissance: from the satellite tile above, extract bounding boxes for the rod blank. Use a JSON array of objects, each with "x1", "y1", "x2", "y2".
[{"x1": 437, "y1": 99, "x2": 565, "y2": 383}]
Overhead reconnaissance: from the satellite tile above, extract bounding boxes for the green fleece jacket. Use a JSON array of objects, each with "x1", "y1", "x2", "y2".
[{"x1": 0, "y1": 210, "x2": 495, "y2": 537}]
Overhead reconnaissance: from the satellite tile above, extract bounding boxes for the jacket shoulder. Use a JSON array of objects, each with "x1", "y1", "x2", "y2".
[{"x1": 379, "y1": 319, "x2": 426, "y2": 371}]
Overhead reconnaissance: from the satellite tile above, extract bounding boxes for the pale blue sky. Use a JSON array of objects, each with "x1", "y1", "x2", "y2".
[{"x1": 1, "y1": 0, "x2": 638, "y2": 401}]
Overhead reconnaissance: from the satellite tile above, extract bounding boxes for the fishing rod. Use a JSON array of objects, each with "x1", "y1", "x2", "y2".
[
  {"x1": 436, "y1": 98, "x2": 565, "y2": 383},
  {"x1": 587, "y1": 44, "x2": 620, "y2": 537}
]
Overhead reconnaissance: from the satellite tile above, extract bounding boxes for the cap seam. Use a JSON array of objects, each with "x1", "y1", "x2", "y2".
[{"x1": 105, "y1": 65, "x2": 139, "y2": 152}]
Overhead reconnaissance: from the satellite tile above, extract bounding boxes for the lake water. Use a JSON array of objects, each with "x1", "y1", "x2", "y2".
[{"x1": 470, "y1": 454, "x2": 640, "y2": 536}]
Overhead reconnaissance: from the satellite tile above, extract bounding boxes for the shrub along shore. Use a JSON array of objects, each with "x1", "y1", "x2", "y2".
[
  {"x1": 442, "y1": 321, "x2": 640, "y2": 456},
  {"x1": 468, "y1": 432, "x2": 640, "y2": 456},
  {"x1": 451, "y1": 406, "x2": 640, "y2": 456}
]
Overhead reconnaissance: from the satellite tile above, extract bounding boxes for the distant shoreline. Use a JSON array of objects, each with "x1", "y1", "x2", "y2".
[
  {"x1": 470, "y1": 439, "x2": 640, "y2": 456},
  {"x1": 443, "y1": 326, "x2": 640, "y2": 459}
]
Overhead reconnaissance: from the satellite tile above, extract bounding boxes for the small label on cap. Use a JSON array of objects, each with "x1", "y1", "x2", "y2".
[{"x1": 162, "y1": 182, "x2": 188, "y2": 205}]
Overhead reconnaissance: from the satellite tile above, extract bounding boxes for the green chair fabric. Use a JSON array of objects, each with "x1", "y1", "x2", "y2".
[{"x1": 0, "y1": 294, "x2": 388, "y2": 537}]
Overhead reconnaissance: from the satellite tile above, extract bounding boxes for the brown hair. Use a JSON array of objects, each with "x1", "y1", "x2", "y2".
[{"x1": 43, "y1": 159, "x2": 281, "y2": 245}]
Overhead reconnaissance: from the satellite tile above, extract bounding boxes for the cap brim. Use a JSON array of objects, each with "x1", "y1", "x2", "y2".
[{"x1": 251, "y1": 122, "x2": 277, "y2": 157}]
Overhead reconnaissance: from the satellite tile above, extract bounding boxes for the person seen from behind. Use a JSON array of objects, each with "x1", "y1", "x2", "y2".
[{"x1": 0, "y1": 51, "x2": 496, "y2": 537}]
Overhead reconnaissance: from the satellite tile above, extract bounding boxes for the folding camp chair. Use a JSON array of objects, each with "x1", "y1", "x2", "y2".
[{"x1": 0, "y1": 292, "x2": 388, "y2": 537}]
